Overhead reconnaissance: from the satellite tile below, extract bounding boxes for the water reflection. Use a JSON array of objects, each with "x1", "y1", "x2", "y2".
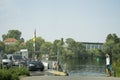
[{"x1": 66, "y1": 57, "x2": 106, "y2": 76}]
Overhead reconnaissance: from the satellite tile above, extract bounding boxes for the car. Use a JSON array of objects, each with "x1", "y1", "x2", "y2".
[
  {"x1": 7, "y1": 54, "x2": 25, "y2": 66},
  {"x1": 27, "y1": 60, "x2": 44, "y2": 71},
  {"x1": 42, "y1": 61, "x2": 49, "y2": 70},
  {"x1": 2, "y1": 55, "x2": 12, "y2": 68}
]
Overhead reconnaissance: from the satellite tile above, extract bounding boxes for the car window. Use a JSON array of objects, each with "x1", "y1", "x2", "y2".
[
  {"x1": 13, "y1": 55, "x2": 22, "y2": 60},
  {"x1": 9, "y1": 56, "x2": 12, "y2": 60},
  {"x1": 2, "y1": 55, "x2": 8, "y2": 59}
]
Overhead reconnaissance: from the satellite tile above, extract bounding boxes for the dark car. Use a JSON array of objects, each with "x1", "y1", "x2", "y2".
[{"x1": 27, "y1": 60, "x2": 44, "y2": 71}]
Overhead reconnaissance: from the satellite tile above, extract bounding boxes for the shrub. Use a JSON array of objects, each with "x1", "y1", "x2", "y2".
[
  {"x1": 18, "y1": 67, "x2": 30, "y2": 76},
  {"x1": 112, "y1": 61, "x2": 120, "y2": 77},
  {"x1": 11, "y1": 74, "x2": 19, "y2": 80},
  {"x1": 9, "y1": 67, "x2": 30, "y2": 76},
  {"x1": 0, "y1": 69, "x2": 13, "y2": 80},
  {"x1": 0, "y1": 67, "x2": 29, "y2": 80}
]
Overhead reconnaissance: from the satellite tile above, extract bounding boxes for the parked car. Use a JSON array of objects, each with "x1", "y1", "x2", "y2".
[
  {"x1": 27, "y1": 60, "x2": 44, "y2": 71},
  {"x1": 7, "y1": 54, "x2": 25, "y2": 66},
  {"x1": 42, "y1": 61, "x2": 49, "y2": 70},
  {"x1": 2, "y1": 55, "x2": 12, "y2": 68}
]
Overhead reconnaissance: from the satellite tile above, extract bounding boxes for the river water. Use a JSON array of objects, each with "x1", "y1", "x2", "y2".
[{"x1": 66, "y1": 57, "x2": 106, "y2": 76}]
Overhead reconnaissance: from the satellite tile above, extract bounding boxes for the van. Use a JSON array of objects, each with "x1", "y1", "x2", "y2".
[
  {"x1": 2, "y1": 54, "x2": 12, "y2": 68},
  {"x1": 7, "y1": 54, "x2": 24, "y2": 66}
]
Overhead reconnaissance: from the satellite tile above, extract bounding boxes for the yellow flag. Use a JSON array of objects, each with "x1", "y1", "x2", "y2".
[
  {"x1": 33, "y1": 37, "x2": 35, "y2": 42},
  {"x1": 33, "y1": 29, "x2": 36, "y2": 42}
]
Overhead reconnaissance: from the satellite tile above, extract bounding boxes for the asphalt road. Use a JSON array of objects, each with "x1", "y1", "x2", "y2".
[
  {"x1": 29, "y1": 71, "x2": 45, "y2": 76},
  {"x1": 21, "y1": 70, "x2": 120, "y2": 80},
  {"x1": 21, "y1": 76, "x2": 120, "y2": 80},
  {"x1": 29, "y1": 70, "x2": 55, "y2": 76}
]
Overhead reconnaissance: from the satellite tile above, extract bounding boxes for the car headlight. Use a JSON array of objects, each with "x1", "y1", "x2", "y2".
[{"x1": 29, "y1": 64, "x2": 35, "y2": 66}]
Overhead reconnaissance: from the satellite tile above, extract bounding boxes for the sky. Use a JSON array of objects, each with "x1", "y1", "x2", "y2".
[{"x1": 0, "y1": 0, "x2": 120, "y2": 42}]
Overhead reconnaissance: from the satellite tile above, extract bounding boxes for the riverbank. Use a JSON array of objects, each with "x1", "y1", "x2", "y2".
[{"x1": 21, "y1": 76, "x2": 120, "y2": 80}]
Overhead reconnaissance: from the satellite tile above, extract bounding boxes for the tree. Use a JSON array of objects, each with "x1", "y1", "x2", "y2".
[
  {"x1": 2, "y1": 30, "x2": 22, "y2": 40},
  {"x1": 26, "y1": 36, "x2": 45, "y2": 58},
  {"x1": 26, "y1": 39, "x2": 33, "y2": 51},
  {"x1": 104, "y1": 34, "x2": 120, "y2": 77},
  {"x1": 106, "y1": 34, "x2": 119, "y2": 44},
  {"x1": 76, "y1": 42, "x2": 86, "y2": 53},
  {"x1": 35, "y1": 37, "x2": 45, "y2": 52},
  {"x1": 104, "y1": 33, "x2": 120, "y2": 63},
  {"x1": 2, "y1": 30, "x2": 25, "y2": 54},
  {"x1": 65, "y1": 38, "x2": 76, "y2": 53},
  {"x1": 112, "y1": 43, "x2": 120, "y2": 61},
  {"x1": 5, "y1": 45, "x2": 17, "y2": 54},
  {"x1": 0, "y1": 41, "x2": 5, "y2": 52},
  {"x1": 41, "y1": 42, "x2": 52, "y2": 55},
  {"x1": 26, "y1": 37, "x2": 45, "y2": 51},
  {"x1": 65, "y1": 38, "x2": 85, "y2": 58},
  {"x1": 53, "y1": 39, "x2": 61, "y2": 55}
]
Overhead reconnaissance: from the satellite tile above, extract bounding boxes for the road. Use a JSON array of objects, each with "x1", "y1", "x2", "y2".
[
  {"x1": 29, "y1": 70, "x2": 54, "y2": 76},
  {"x1": 20, "y1": 70, "x2": 120, "y2": 80},
  {"x1": 21, "y1": 76, "x2": 120, "y2": 80}
]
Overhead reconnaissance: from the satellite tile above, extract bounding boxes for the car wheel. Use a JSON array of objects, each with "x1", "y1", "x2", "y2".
[{"x1": 40, "y1": 68, "x2": 44, "y2": 71}]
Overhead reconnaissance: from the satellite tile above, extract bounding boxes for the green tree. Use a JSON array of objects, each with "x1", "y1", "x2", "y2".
[
  {"x1": 2, "y1": 30, "x2": 26, "y2": 54},
  {"x1": 26, "y1": 37, "x2": 45, "y2": 51},
  {"x1": 19, "y1": 42, "x2": 27, "y2": 49},
  {"x1": 35, "y1": 37, "x2": 45, "y2": 52},
  {"x1": 2, "y1": 30, "x2": 22, "y2": 40},
  {"x1": 41, "y1": 42, "x2": 52, "y2": 55},
  {"x1": 26, "y1": 36, "x2": 45, "y2": 58},
  {"x1": 76, "y1": 42, "x2": 86, "y2": 56},
  {"x1": 112, "y1": 43, "x2": 120, "y2": 61},
  {"x1": 65, "y1": 38, "x2": 85, "y2": 58},
  {"x1": 104, "y1": 34, "x2": 120, "y2": 77},
  {"x1": 103, "y1": 33, "x2": 120, "y2": 62},
  {"x1": 0, "y1": 41, "x2": 5, "y2": 52},
  {"x1": 65, "y1": 38, "x2": 76, "y2": 54},
  {"x1": 26, "y1": 39, "x2": 34, "y2": 51},
  {"x1": 53, "y1": 40, "x2": 61, "y2": 55},
  {"x1": 5, "y1": 45, "x2": 17, "y2": 54}
]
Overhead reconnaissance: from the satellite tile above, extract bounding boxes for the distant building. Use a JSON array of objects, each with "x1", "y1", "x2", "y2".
[
  {"x1": 82, "y1": 42, "x2": 103, "y2": 50},
  {"x1": 4, "y1": 38, "x2": 17, "y2": 45}
]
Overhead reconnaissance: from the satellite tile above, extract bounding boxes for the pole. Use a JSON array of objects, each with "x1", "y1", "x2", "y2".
[
  {"x1": 0, "y1": 50, "x2": 3, "y2": 68},
  {"x1": 33, "y1": 43, "x2": 35, "y2": 54},
  {"x1": 33, "y1": 29, "x2": 36, "y2": 59},
  {"x1": 57, "y1": 48, "x2": 59, "y2": 71}
]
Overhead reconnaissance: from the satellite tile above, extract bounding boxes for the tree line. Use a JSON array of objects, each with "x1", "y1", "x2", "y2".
[
  {"x1": 0, "y1": 30, "x2": 120, "y2": 62},
  {"x1": 0, "y1": 29, "x2": 120, "y2": 76},
  {"x1": 0, "y1": 30, "x2": 85, "y2": 59},
  {"x1": 0, "y1": 30, "x2": 120, "y2": 63}
]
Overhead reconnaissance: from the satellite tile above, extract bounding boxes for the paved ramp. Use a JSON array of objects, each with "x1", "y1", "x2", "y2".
[{"x1": 21, "y1": 76, "x2": 120, "y2": 80}]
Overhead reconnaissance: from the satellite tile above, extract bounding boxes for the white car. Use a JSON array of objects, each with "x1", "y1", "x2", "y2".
[
  {"x1": 2, "y1": 55, "x2": 12, "y2": 68},
  {"x1": 7, "y1": 54, "x2": 24, "y2": 66},
  {"x1": 42, "y1": 61, "x2": 49, "y2": 70}
]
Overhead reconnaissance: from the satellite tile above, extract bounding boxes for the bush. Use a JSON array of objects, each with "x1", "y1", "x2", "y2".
[
  {"x1": 112, "y1": 61, "x2": 120, "y2": 77},
  {"x1": 9, "y1": 67, "x2": 30, "y2": 76},
  {"x1": 0, "y1": 67, "x2": 29, "y2": 80},
  {"x1": 0, "y1": 69, "x2": 13, "y2": 80},
  {"x1": 11, "y1": 74, "x2": 19, "y2": 80}
]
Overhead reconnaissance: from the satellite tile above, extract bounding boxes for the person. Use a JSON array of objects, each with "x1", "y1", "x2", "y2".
[
  {"x1": 105, "y1": 54, "x2": 111, "y2": 77},
  {"x1": 54, "y1": 62, "x2": 58, "y2": 70},
  {"x1": 34, "y1": 55, "x2": 38, "y2": 61}
]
